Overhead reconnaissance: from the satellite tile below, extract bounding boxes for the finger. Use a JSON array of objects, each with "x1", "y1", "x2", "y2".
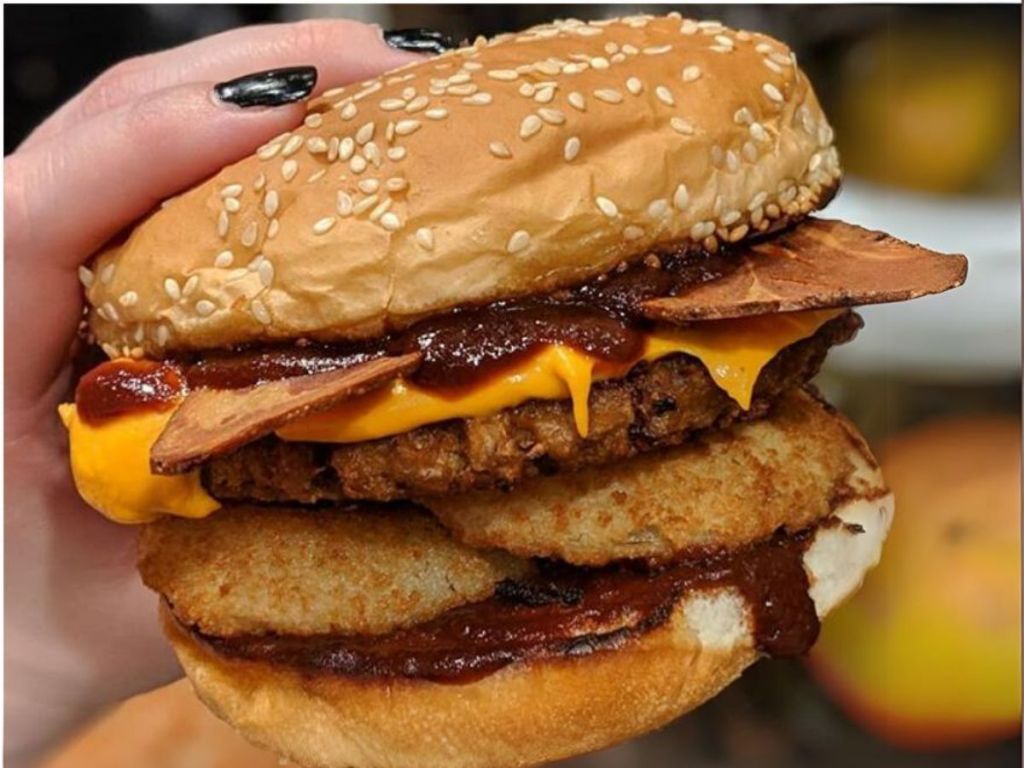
[
  {"x1": 21, "y1": 19, "x2": 420, "y2": 150},
  {"x1": 4, "y1": 80, "x2": 308, "y2": 403}
]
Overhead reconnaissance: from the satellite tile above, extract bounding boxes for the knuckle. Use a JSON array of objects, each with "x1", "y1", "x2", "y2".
[{"x1": 78, "y1": 55, "x2": 151, "y2": 119}]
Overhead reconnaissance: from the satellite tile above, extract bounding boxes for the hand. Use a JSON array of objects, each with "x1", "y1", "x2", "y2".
[{"x1": 4, "y1": 19, "x2": 419, "y2": 764}]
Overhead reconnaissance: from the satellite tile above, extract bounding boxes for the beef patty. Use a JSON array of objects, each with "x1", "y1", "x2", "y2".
[{"x1": 203, "y1": 312, "x2": 860, "y2": 503}]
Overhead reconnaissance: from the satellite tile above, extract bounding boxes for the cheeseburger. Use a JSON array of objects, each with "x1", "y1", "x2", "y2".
[{"x1": 60, "y1": 14, "x2": 966, "y2": 768}]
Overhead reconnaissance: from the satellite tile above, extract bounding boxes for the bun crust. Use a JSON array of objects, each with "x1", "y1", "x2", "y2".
[
  {"x1": 162, "y1": 493, "x2": 892, "y2": 768},
  {"x1": 84, "y1": 13, "x2": 840, "y2": 357}
]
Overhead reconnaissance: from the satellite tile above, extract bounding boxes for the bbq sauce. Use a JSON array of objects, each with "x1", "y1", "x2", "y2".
[
  {"x1": 76, "y1": 247, "x2": 738, "y2": 421},
  {"x1": 75, "y1": 359, "x2": 186, "y2": 425},
  {"x1": 185, "y1": 525, "x2": 820, "y2": 684}
]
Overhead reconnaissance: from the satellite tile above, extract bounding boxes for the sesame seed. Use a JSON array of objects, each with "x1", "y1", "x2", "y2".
[
  {"x1": 387, "y1": 147, "x2": 408, "y2": 161},
  {"x1": 624, "y1": 225, "x2": 644, "y2": 240},
  {"x1": 681, "y1": 65, "x2": 701, "y2": 82},
  {"x1": 534, "y1": 86, "x2": 556, "y2": 103},
  {"x1": 254, "y1": 173, "x2": 267, "y2": 191},
  {"x1": 394, "y1": 119, "x2": 421, "y2": 136},
  {"x1": 593, "y1": 88, "x2": 624, "y2": 105},
  {"x1": 538, "y1": 107, "x2": 566, "y2": 125},
  {"x1": 257, "y1": 143, "x2": 282, "y2": 161},
  {"x1": 762, "y1": 83, "x2": 784, "y2": 103},
  {"x1": 350, "y1": 155, "x2": 368, "y2": 174},
  {"x1": 118, "y1": 290, "x2": 138, "y2": 307},
  {"x1": 489, "y1": 141, "x2": 513, "y2": 159},
  {"x1": 647, "y1": 198, "x2": 669, "y2": 218},
  {"x1": 642, "y1": 44, "x2": 672, "y2": 55},
  {"x1": 327, "y1": 138, "x2": 340, "y2": 162},
  {"x1": 562, "y1": 62, "x2": 587, "y2": 75},
  {"x1": 748, "y1": 191, "x2": 769, "y2": 210},
  {"x1": 100, "y1": 264, "x2": 115, "y2": 284},
  {"x1": 670, "y1": 117, "x2": 694, "y2": 135},
  {"x1": 357, "y1": 179, "x2": 379, "y2": 194},
  {"x1": 518, "y1": 82, "x2": 536, "y2": 97},
  {"x1": 734, "y1": 107, "x2": 753, "y2": 125},
  {"x1": 488, "y1": 69, "x2": 519, "y2": 81},
  {"x1": 721, "y1": 210, "x2": 742, "y2": 226},
  {"x1": 336, "y1": 191, "x2": 354, "y2": 216},
  {"x1": 673, "y1": 183, "x2": 689, "y2": 210},
  {"x1": 268, "y1": 218, "x2": 280, "y2": 239},
  {"x1": 447, "y1": 83, "x2": 478, "y2": 96},
  {"x1": 356, "y1": 122, "x2": 375, "y2": 145},
  {"x1": 714, "y1": 35, "x2": 734, "y2": 48},
  {"x1": 680, "y1": 20, "x2": 698, "y2": 34},
  {"x1": 750, "y1": 122, "x2": 768, "y2": 141},
  {"x1": 196, "y1": 299, "x2": 216, "y2": 317},
  {"x1": 340, "y1": 102, "x2": 358, "y2": 120},
  {"x1": 728, "y1": 224, "x2": 750, "y2": 242},
  {"x1": 405, "y1": 95, "x2": 429, "y2": 113},
  {"x1": 339, "y1": 137, "x2": 355, "y2": 161},
  {"x1": 306, "y1": 136, "x2": 328, "y2": 154},
  {"x1": 217, "y1": 211, "x2": 229, "y2": 238},
  {"x1": 182, "y1": 275, "x2": 199, "y2": 297},
  {"x1": 155, "y1": 325, "x2": 170, "y2": 346},
  {"x1": 386, "y1": 177, "x2": 408, "y2": 193},
  {"x1": 756, "y1": 42, "x2": 773, "y2": 54},
  {"x1": 535, "y1": 61, "x2": 560, "y2": 76},
  {"x1": 241, "y1": 221, "x2": 259, "y2": 247},
  {"x1": 595, "y1": 196, "x2": 618, "y2": 217},
  {"x1": 519, "y1": 114, "x2": 543, "y2": 139},
  {"x1": 220, "y1": 183, "x2": 243, "y2": 198},
  {"x1": 380, "y1": 98, "x2": 406, "y2": 111},
  {"x1": 379, "y1": 212, "x2": 401, "y2": 231},
  {"x1": 590, "y1": 56, "x2": 610, "y2": 69},
  {"x1": 610, "y1": 52, "x2": 627, "y2": 64},
  {"x1": 507, "y1": 230, "x2": 531, "y2": 254},
  {"x1": 416, "y1": 227, "x2": 434, "y2": 250},
  {"x1": 563, "y1": 136, "x2": 581, "y2": 162},
  {"x1": 262, "y1": 190, "x2": 279, "y2": 218},
  {"x1": 769, "y1": 51, "x2": 792, "y2": 66},
  {"x1": 164, "y1": 278, "x2": 181, "y2": 300},
  {"x1": 742, "y1": 141, "x2": 759, "y2": 162},
  {"x1": 726, "y1": 150, "x2": 740, "y2": 172},
  {"x1": 250, "y1": 299, "x2": 271, "y2": 325},
  {"x1": 763, "y1": 58, "x2": 784, "y2": 74},
  {"x1": 568, "y1": 91, "x2": 586, "y2": 111},
  {"x1": 304, "y1": 113, "x2": 324, "y2": 128},
  {"x1": 282, "y1": 135, "x2": 304, "y2": 157},
  {"x1": 281, "y1": 159, "x2": 298, "y2": 182},
  {"x1": 655, "y1": 86, "x2": 675, "y2": 106},
  {"x1": 215, "y1": 250, "x2": 234, "y2": 268},
  {"x1": 313, "y1": 217, "x2": 337, "y2": 234},
  {"x1": 626, "y1": 77, "x2": 643, "y2": 95},
  {"x1": 463, "y1": 61, "x2": 483, "y2": 71},
  {"x1": 224, "y1": 197, "x2": 241, "y2": 213},
  {"x1": 78, "y1": 266, "x2": 94, "y2": 287},
  {"x1": 353, "y1": 195, "x2": 378, "y2": 215},
  {"x1": 622, "y1": 43, "x2": 639, "y2": 55},
  {"x1": 690, "y1": 221, "x2": 715, "y2": 240},
  {"x1": 766, "y1": 203, "x2": 781, "y2": 219},
  {"x1": 258, "y1": 260, "x2": 274, "y2": 287}
]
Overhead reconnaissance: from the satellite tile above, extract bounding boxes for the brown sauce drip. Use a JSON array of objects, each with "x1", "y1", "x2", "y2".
[
  {"x1": 185, "y1": 525, "x2": 820, "y2": 684},
  {"x1": 77, "y1": 247, "x2": 737, "y2": 421},
  {"x1": 75, "y1": 359, "x2": 185, "y2": 425}
]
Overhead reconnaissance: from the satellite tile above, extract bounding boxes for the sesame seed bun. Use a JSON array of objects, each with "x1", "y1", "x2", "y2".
[
  {"x1": 424, "y1": 388, "x2": 887, "y2": 566},
  {"x1": 84, "y1": 13, "x2": 840, "y2": 358},
  {"x1": 160, "y1": 491, "x2": 892, "y2": 768}
]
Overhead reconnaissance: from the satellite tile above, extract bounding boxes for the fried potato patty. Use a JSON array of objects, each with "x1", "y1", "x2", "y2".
[
  {"x1": 203, "y1": 313, "x2": 859, "y2": 503},
  {"x1": 138, "y1": 506, "x2": 530, "y2": 638},
  {"x1": 424, "y1": 388, "x2": 887, "y2": 566}
]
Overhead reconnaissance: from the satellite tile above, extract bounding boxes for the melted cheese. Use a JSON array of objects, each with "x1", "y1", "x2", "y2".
[
  {"x1": 59, "y1": 404, "x2": 219, "y2": 524},
  {"x1": 278, "y1": 309, "x2": 839, "y2": 443},
  {"x1": 60, "y1": 310, "x2": 837, "y2": 523}
]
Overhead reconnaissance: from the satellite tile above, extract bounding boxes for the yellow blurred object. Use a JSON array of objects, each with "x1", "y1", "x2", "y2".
[
  {"x1": 809, "y1": 415, "x2": 1021, "y2": 749},
  {"x1": 836, "y1": 27, "x2": 1017, "y2": 193}
]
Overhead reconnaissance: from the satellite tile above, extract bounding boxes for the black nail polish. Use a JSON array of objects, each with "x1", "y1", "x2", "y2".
[
  {"x1": 384, "y1": 28, "x2": 457, "y2": 55},
  {"x1": 214, "y1": 66, "x2": 317, "y2": 108}
]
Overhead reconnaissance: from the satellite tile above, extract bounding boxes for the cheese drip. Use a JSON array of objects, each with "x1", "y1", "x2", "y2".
[{"x1": 60, "y1": 310, "x2": 837, "y2": 523}]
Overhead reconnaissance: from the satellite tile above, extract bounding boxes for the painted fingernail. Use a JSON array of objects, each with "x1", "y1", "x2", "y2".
[
  {"x1": 214, "y1": 66, "x2": 318, "y2": 108},
  {"x1": 384, "y1": 28, "x2": 457, "y2": 55}
]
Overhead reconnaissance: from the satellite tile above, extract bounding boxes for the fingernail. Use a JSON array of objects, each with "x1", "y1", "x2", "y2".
[
  {"x1": 213, "y1": 66, "x2": 318, "y2": 108},
  {"x1": 384, "y1": 28, "x2": 457, "y2": 55}
]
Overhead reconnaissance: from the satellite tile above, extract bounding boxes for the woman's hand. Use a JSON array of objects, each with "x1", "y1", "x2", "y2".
[{"x1": 4, "y1": 19, "x2": 419, "y2": 764}]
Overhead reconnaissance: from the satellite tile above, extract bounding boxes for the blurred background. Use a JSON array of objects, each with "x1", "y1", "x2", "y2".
[{"x1": 6, "y1": 4, "x2": 1020, "y2": 767}]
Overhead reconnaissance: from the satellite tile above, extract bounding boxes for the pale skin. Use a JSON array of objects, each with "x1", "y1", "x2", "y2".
[{"x1": 4, "y1": 20, "x2": 419, "y2": 764}]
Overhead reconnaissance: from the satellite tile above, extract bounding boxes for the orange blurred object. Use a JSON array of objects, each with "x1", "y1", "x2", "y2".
[
  {"x1": 42, "y1": 679, "x2": 278, "y2": 768},
  {"x1": 809, "y1": 415, "x2": 1021, "y2": 749}
]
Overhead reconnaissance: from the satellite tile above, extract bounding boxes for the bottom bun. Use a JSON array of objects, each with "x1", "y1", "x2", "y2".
[{"x1": 162, "y1": 493, "x2": 893, "y2": 768}]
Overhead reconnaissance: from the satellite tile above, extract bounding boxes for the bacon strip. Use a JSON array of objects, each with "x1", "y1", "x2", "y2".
[
  {"x1": 151, "y1": 352, "x2": 421, "y2": 475},
  {"x1": 641, "y1": 218, "x2": 967, "y2": 322}
]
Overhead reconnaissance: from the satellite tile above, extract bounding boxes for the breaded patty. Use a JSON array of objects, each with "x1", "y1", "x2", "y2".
[
  {"x1": 203, "y1": 312, "x2": 860, "y2": 503},
  {"x1": 138, "y1": 505, "x2": 530, "y2": 638},
  {"x1": 425, "y1": 388, "x2": 887, "y2": 566}
]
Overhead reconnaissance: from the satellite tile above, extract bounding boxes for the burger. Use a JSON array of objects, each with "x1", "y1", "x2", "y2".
[{"x1": 60, "y1": 13, "x2": 966, "y2": 768}]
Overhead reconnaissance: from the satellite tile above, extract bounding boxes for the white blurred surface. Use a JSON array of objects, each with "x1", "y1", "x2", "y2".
[{"x1": 825, "y1": 179, "x2": 1020, "y2": 379}]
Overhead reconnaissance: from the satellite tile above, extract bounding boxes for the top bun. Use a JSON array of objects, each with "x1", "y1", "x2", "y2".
[{"x1": 83, "y1": 13, "x2": 841, "y2": 357}]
